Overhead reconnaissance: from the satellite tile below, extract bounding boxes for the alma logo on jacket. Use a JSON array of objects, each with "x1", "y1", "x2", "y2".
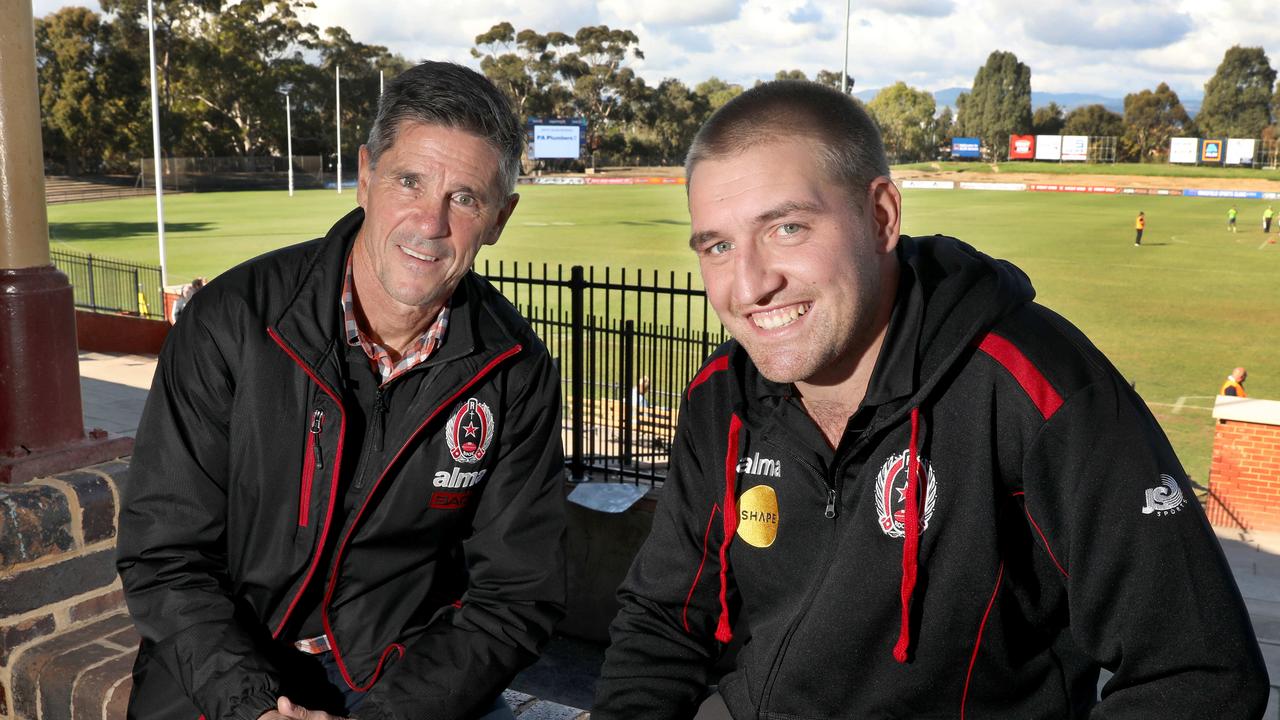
[
  {"x1": 737, "y1": 452, "x2": 782, "y2": 478},
  {"x1": 1141, "y1": 474, "x2": 1187, "y2": 516},
  {"x1": 433, "y1": 467, "x2": 488, "y2": 488},
  {"x1": 874, "y1": 450, "x2": 938, "y2": 539},
  {"x1": 446, "y1": 397, "x2": 495, "y2": 464}
]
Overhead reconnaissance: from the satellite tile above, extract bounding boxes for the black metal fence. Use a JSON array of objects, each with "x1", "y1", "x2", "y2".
[
  {"x1": 50, "y1": 249, "x2": 164, "y2": 320},
  {"x1": 479, "y1": 261, "x2": 728, "y2": 486}
]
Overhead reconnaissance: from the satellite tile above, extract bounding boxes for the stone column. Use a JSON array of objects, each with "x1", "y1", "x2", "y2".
[{"x1": 0, "y1": 2, "x2": 129, "y2": 482}]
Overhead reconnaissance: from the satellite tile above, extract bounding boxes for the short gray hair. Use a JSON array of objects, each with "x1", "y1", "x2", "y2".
[
  {"x1": 367, "y1": 61, "x2": 523, "y2": 195},
  {"x1": 685, "y1": 80, "x2": 889, "y2": 203}
]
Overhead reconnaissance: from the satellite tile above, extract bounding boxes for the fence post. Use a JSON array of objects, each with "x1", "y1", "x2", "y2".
[
  {"x1": 570, "y1": 265, "x2": 585, "y2": 479},
  {"x1": 132, "y1": 269, "x2": 140, "y2": 314},
  {"x1": 87, "y1": 254, "x2": 96, "y2": 310},
  {"x1": 622, "y1": 319, "x2": 634, "y2": 467}
]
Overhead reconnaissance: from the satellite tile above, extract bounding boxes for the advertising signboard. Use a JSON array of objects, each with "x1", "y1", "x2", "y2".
[
  {"x1": 1008, "y1": 135, "x2": 1035, "y2": 159},
  {"x1": 1168, "y1": 137, "x2": 1198, "y2": 163},
  {"x1": 951, "y1": 137, "x2": 981, "y2": 158},
  {"x1": 1034, "y1": 135, "x2": 1062, "y2": 161},
  {"x1": 1200, "y1": 139, "x2": 1224, "y2": 164},
  {"x1": 527, "y1": 117, "x2": 588, "y2": 159},
  {"x1": 1225, "y1": 138, "x2": 1256, "y2": 166},
  {"x1": 1061, "y1": 135, "x2": 1089, "y2": 161}
]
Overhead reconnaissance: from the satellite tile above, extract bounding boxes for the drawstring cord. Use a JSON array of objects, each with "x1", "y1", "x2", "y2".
[
  {"x1": 893, "y1": 406, "x2": 924, "y2": 663},
  {"x1": 715, "y1": 413, "x2": 743, "y2": 643}
]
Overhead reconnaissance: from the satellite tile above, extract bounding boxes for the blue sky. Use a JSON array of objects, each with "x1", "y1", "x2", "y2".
[{"x1": 31, "y1": 0, "x2": 1280, "y2": 101}]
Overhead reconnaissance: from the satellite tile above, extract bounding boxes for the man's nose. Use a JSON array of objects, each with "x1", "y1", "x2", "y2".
[
  {"x1": 731, "y1": 242, "x2": 784, "y2": 307},
  {"x1": 411, "y1": 195, "x2": 451, "y2": 238}
]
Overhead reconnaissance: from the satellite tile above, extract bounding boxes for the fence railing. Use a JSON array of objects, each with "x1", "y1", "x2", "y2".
[
  {"x1": 50, "y1": 249, "x2": 164, "y2": 320},
  {"x1": 479, "y1": 261, "x2": 728, "y2": 486}
]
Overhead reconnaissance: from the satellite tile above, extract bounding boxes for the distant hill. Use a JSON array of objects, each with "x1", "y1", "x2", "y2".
[{"x1": 856, "y1": 86, "x2": 1202, "y2": 116}]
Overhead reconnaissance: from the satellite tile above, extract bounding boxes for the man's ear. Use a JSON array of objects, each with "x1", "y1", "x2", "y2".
[
  {"x1": 486, "y1": 193, "x2": 520, "y2": 246},
  {"x1": 356, "y1": 145, "x2": 372, "y2": 208},
  {"x1": 867, "y1": 176, "x2": 902, "y2": 255}
]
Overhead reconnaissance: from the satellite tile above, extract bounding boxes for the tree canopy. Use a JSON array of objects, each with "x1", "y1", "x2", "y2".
[
  {"x1": 956, "y1": 50, "x2": 1032, "y2": 160},
  {"x1": 1196, "y1": 46, "x2": 1276, "y2": 139}
]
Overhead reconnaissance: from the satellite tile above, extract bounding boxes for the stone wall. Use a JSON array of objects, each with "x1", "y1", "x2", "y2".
[
  {"x1": 0, "y1": 460, "x2": 135, "y2": 719},
  {"x1": 1207, "y1": 397, "x2": 1280, "y2": 532}
]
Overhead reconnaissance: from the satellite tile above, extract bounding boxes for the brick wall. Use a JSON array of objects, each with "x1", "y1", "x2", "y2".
[
  {"x1": 1207, "y1": 397, "x2": 1280, "y2": 532},
  {"x1": 0, "y1": 460, "x2": 135, "y2": 720}
]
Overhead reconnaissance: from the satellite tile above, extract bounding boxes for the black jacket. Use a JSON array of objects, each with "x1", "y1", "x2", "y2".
[
  {"x1": 117, "y1": 208, "x2": 566, "y2": 720},
  {"x1": 595, "y1": 235, "x2": 1267, "y2": 719}
]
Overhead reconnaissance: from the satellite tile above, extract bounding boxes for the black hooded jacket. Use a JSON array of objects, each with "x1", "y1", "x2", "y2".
[
  {"x1": 117, "y1": 208, "x2": 567, "y2": 720},
  {"x1": 595, "y1": 235, "x2": 1267, "y2": 719}
]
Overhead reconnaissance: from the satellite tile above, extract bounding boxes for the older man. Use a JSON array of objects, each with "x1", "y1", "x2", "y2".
[
  {"x1": 118, "y1": 62, "x2": 565, "y2": 720},
  {"x1": 594, "y1": 81, "x2": 1267, "y2": 719}
]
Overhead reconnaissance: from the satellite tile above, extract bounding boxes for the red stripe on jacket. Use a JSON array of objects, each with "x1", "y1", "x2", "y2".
[{"x1": 976, "y1": 333, "x2": 1063, "y2": 420}]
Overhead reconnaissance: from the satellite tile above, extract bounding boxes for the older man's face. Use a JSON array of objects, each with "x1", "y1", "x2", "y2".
[{"x1": 354, "y1": 122, "x2": 517, "y2": 320}]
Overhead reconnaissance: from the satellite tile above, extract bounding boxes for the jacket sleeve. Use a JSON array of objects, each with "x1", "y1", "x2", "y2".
[
  {"x1": 116, "y1": 295, "x2": 282, "y2": 720},
  {"x1": 1022, "y1": 377, "x2": 1269, "y2": 718},
  {"x1": 593, "y1": 397, "x2": 727, "y2": 719},
  {"x1": 357, "y1": 348, "x2": 567, "y2": 720}
]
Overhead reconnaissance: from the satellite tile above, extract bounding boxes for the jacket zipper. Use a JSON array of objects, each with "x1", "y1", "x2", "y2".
[
  {"x1": 352, "y1": 387, "x2": 389, "y2": 491},
  {"x1": 759, "y1": 459, "x2": 847, "y2": 712},
  {"x1": 298, "y1": 409, "x2": 324, "y2": 527},
  {"x1": 319, "y1": 344, "x2": 523, "y2": 691}
]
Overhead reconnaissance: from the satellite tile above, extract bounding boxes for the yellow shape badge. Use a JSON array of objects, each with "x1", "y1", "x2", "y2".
[{"x1": 737, "y1": 484, "x2": 779, "y2": 548}]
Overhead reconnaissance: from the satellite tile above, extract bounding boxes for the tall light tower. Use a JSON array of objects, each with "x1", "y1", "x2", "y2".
[
  {"x1": 841, "y1": 0, "x2": 851, "y2": 94},
  {"x1": 146, "y1": 0, "x2": 168, "y2": 285},
  {"x1": 335, "y1": 65, "x2": 342, "y2": 194},
  {"x1": 279, "y1": 84, "x2": 293, "y2": 197}
]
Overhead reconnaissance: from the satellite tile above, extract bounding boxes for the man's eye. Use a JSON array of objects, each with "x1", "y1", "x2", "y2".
[
  {"x1": 399, "y1": 176, "x2": 416, "y2": 189},
  {"x1": 454, "y1": 193, "x2": 476, "y2": 207},
  {"x1": 707, "y1": 241, "x2": 733, "y2": 256},
  {"x1": 778, "y1": 222, "x2": 803, "y2": 237}
]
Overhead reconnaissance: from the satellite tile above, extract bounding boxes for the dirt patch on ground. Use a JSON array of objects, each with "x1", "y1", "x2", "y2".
[{"x1": 894, "y1": 166, "x2": 1280, "y2": 192}]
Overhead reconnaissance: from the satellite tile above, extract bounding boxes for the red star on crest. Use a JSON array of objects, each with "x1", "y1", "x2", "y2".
[{"x1": 463, "y1": 422, "x2": 479, "y2": 437}]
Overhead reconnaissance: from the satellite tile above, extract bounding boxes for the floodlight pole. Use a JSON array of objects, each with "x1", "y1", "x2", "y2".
[
  {"x1": 841, "y1": 0, "x2": 851, "y2": 94},
  {"x1": 380, "y1": 69, "x2": 384, "y2": 95},
  {"x1": 335, "y1": 65, "x2": 342, "y2": 195},
  {"x1": 146, "y1": 0, "x2": 168, "y2": 286},
  {"x1": 284, "y1": 92, "x2": 294, "y2": 197}
]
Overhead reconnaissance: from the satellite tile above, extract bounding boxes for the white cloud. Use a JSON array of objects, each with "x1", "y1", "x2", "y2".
[
  {"x1": 861, "y1": 0, "x2": 955, "y2": 18},
  {"x1": 598, "y1": 0, "x2": 742, "y2": 28}
]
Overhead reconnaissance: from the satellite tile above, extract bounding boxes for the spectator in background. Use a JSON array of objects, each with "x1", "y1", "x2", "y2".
[
  {"x1": 1134, "y1": 211, "x2": 1145, "y2": 246},
  {"x1": 170, "y1": 278, "x2": 204, "y2": 323},
  {"x1": 1228, "y1": 206, "x2": 1238, "y2": 233},
  {"x1": 631, "y1": 375, "x2": 650, "y2": 408},
  {"x1": 1221, "y1": 367, "x2": 1248, "y2": 397}
]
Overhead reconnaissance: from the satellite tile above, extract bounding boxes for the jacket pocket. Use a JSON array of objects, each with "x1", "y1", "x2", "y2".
[{"x1": 299, "y1": 409, "x2": 324, "y2": 527}]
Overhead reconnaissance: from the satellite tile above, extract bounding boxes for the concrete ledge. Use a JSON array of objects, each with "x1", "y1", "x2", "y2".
[{"x1": 1214, "y1": 396, "x2": 1280, "y2": 425}]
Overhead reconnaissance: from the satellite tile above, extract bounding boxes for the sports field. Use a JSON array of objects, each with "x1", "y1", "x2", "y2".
[{"x1": 46, "y1": 184, "x2": 1280, "y2": 483}]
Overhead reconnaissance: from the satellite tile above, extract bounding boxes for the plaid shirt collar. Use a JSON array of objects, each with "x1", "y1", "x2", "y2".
[{"x1": 341, "y1": 254, "x2": 450, "y2": 385}]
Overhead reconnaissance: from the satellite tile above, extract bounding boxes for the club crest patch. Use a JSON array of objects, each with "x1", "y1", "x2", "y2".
[
  {"x1": 446, "y1": 398, "x2": 495, "y2": 464},
  {"x1": 874, "y1": 450, "x2": 938, "y2": 539},
  {"x1": 1141, "y1": 474, "x2": 1187, "y2": 516}
]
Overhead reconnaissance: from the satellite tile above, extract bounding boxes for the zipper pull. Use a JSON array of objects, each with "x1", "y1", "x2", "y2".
[
  {"x1": 310, "y1": 409, "x2": 324, "y2": 470},
  {"x1": 825, "y1": 487, "x2": 838, "y2": 519}
]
